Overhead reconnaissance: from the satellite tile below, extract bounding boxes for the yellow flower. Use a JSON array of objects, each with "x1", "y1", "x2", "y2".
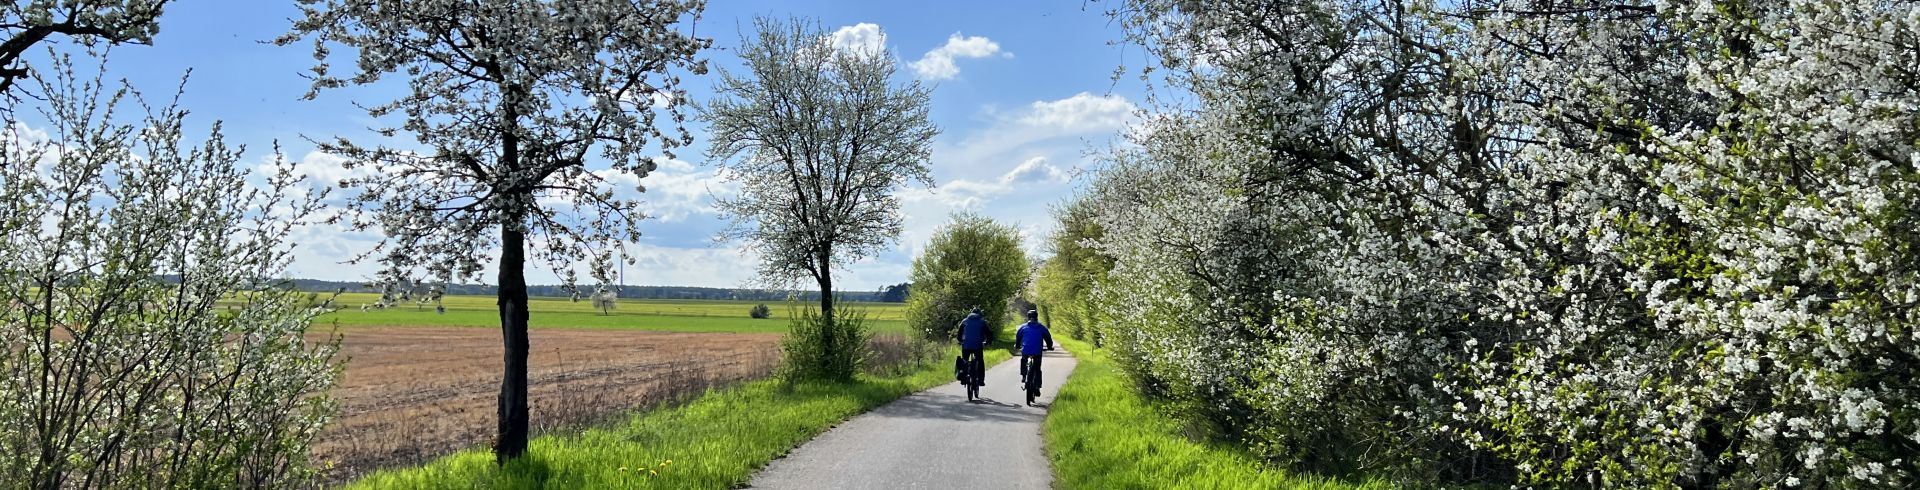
[
  {"x1": 618, "y1": 467, "x2": 628, "y2": 472},
  {"x1": 649, "y1": 469, "x2": 658, "y2": 476}
]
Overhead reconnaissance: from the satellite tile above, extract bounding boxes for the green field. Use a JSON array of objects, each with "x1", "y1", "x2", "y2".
[{"x1": 309, "y1": 293, "x2": 909, "y2": 334}]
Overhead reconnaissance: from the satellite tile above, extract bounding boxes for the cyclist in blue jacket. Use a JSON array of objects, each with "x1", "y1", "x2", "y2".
[
  {"x1": 956, "y1": 308, "x2": 990, "y2": 387},
  {"x1": 1013, "y1": 309, "x2": 1054, "y2": 404}
]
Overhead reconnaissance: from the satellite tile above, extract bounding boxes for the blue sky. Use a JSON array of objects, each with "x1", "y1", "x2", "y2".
[{"x1": 78, "y1": 1, "x2": 1150, "y2": 291}]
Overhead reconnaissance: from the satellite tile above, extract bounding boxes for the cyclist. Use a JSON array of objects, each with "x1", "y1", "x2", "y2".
[
  {"x1": 1013, "y1": 309, "x2": 1054, "y2": 405},
  {"x1": 956, "y1": 307, "x2": 990, "y2": 388}
]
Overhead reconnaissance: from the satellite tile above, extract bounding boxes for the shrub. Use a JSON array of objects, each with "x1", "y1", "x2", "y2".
[
  {"x1": 1081, "y1": 0, "x2": 1920, "y2": 486},
  {"x1": 749, "y1": 303, "x2": 772, "y2": 319},
  {"x1": 779, "y1": 307, "x2": 869, "y2": 382},
  {"x1": 0, "y1": 57, "x2": 340, "y2": 487},
  {"x1": 861, "y1": 333, "x2": 937, "y2": 377}
]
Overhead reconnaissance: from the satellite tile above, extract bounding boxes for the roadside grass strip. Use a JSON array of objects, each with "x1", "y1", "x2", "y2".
[
  {"x1": 345, "y1": 345, "x2": 1010, "y2": 489},
  {"x1": 1044, "y1": 338, "x2": 1389, "y2": 490}
]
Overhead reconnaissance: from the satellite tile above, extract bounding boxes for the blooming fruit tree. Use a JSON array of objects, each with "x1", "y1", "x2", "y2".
[
  {"x1": 1057, "y1": 0, "x2": 1920, "y2": 486},
  {"x1": 277, "y1": 0, "x2": 710, "y2": 463}
]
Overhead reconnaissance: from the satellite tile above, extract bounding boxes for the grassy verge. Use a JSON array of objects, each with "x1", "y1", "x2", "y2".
[
  {"x1": 345, "y1": 344, "x2": 1010, "y2": 489},
  {"x1": 1044, "y1": 338, "x2": 1388, "y2": 489}
]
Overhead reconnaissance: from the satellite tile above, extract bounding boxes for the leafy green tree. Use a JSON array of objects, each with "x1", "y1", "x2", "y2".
[
  {"x1": 906, "y1": 213, "x2": 1029, "y2": 343},
  {"x1": 1034, "y1": 196, "x2": 1111, "y2": 343},
  {"x1": 877, "y1": 282, "x2": 911, "y2": 303}
]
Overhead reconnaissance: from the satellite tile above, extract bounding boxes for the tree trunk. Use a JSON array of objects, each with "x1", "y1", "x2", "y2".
[
  {"x1": 816, "y1": 247, "x2": 838, "y2": 376},
  {"x1": 816, "y1": 266, "x2": 834, "y2": 365},
  {"x1": 495, "y1": 221, "x2": 531, "y2": 464},
  {"x1": 494, "y1": 80, "x2": 530, "y2": 465}
]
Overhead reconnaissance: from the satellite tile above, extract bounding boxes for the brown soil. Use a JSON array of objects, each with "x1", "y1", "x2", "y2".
[{"x1": 312, "y1": 326, "x2": 780, "y2": 484}]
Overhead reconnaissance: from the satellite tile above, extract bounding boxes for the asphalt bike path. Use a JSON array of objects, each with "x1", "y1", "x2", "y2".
[{"x1": 749, "y1": 348, "x2": 1078, "y2": 489}]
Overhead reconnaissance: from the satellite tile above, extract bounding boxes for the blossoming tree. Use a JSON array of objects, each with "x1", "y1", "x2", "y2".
[
  {"x1": 699, "y1": 17, "x2": 936, "y2": 380},
  {"x1": 0, "y1": 0, "x2": 170, "y2": 94},
  {"x1": 277, "y1": 0, "x2": 709, "y2": 463},
  {"x1": 1059, "y1": 0, "x2": 1920, "y2": 486}
]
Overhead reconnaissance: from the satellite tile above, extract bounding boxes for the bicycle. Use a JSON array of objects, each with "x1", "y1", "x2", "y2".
[
  {"x1": 1020, "y1": 348, "x2": 1054, "y2": 406},
  {"x1": 958, "y1": 351, "x2": 984, "y2": 401}
]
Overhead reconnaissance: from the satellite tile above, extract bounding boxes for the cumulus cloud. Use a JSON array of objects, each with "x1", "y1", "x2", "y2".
[
  {"x1": 929, "y1": 92, "x2": 1135, "y2": 182},
  {"x1": 1018, "y1": 92, "x2": 1134, "y2": 132},
  {"x1": 2, "y1": 122, "x2": 54, "y2": 177},
  {"x1": 1001, "y1": 156, "x2": 1070, "y2": 185},
  {"x1": 289, "y1": 150, "x2": 377, "y2": 189},
  {"x1": 563, "y1": 157, "x2": 733, "y2": 224},
  {"x1": 913, "y1": 156, "x2": 1072, "y2": 211},
  {"x1": 911, "y1": 32, "x2": 1006, "y2": 80},
  {"x1": 830, "y1": 23, "x2": 887, "y2": 56},
  {"x1": 647, "y1": 91, "x2": 678, "y2": 109},
  {"x1": 631, "y1": 156, "x2": 735, "y2": 223}
]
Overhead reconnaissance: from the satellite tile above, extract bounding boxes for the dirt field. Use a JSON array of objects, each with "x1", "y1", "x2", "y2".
[{"x1": 312, "y1": 326, "x2": 781, "y2": 484}]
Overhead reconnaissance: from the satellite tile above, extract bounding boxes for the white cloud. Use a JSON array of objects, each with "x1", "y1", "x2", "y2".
[
  {"x1": 882, "y1": 93, "x2": 1138, "y2": 266},
  {"x1": 1001, "y1": 156, "x2": 1070, "y2": 185},
  {"x1": 909, "y1": 157, "x2": 1072, "y2": 213},
  {"x1": 911, "y1": 32, "x2": 1006, "y2": 80},
  {"x1": 1018, "y1": 92, "x2": 1134, "y2": 132},
  {"x1": 290, "y1": 150, "x2": 377, "y2": 189},
  {"x1": 830, "y1": 23, "x2": 887, "y2": 56},
  {"x1": 927, "y1": 92, "x2": 1135, "y2": 188},
  {"x1": 2, "y1": 122, "x2": 54, "y2": 178},
  {"x1": 630, "y1": 156, "x2": 735, "y2": 223},
  {"x1": 596, "y1": 243, "x2": 761, "y2": 288},
  {"x1": 647, "y1": 91, "x2": 678, "y2": 109}
]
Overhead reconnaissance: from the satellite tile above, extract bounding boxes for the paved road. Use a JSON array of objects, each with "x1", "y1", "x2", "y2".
[{"x1": 749, "y1": 348, "x2": 1078, "y2": 490}]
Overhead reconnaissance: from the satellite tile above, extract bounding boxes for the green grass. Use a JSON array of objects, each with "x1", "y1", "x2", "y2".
[
  {"x1": 307, "y1": 293, "x2": 908, "y2": 334},
  {"x1": 344, "y1": 345, "x2": 1011, "y2": 489},
  {"x1": 1044, "y1": 337, "x2": 1389, "y2": 489}
]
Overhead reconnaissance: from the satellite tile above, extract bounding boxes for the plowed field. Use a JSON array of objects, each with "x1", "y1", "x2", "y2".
[{"x1": 312, "y1": 326, "x2": 780, "y2": 483}]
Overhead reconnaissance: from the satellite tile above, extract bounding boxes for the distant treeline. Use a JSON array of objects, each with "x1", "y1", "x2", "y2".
[{"x1": 277, "y1": 277, "x2": 910, "y2": 303}]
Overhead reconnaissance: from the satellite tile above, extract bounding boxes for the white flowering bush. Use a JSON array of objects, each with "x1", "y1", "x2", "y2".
[
  {"x1": 0, "y1": 57, "x2": 339, "y2": 487},
  {"x1": 1058, "y1": 0, "x2": 1920, "y2": 486}
]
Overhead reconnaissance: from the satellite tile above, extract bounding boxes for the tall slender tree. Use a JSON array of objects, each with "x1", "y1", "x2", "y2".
[
  {"x1": 700, "y1": 17, "x2": 936, "y2": 378},
  {"x1": 277, "y1": 0, "x2": 709, "y2": 463}
]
